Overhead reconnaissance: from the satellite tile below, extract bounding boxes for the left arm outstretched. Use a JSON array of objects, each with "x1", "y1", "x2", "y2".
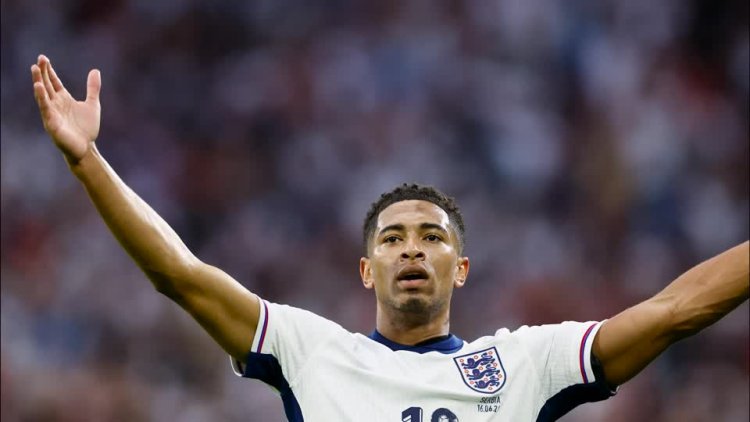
[{"x1": 593, "y1": 241, "x2": 749, "y2": 387}]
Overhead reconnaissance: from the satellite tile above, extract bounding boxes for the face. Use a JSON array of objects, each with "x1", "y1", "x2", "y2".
[{"x1": 360, "y1": 200, "x2": 469, "y2": 319}]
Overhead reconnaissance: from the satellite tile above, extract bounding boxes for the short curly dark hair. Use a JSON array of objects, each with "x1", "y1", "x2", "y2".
[{"x1": 363, "y1": 183, "x2": 465, "y2": 255}]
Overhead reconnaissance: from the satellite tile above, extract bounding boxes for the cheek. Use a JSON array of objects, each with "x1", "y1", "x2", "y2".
[
  {"x1": 433, "y1": 252, "x2": 458, "y2": 277},
  {"x1": 370, "y1": 257, "x2": 392, "y2": 280}
]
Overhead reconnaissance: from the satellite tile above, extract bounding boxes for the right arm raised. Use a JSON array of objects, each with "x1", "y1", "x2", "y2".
[{"x1": 31, "y1": 55, "x2": 259, "y2": 361}]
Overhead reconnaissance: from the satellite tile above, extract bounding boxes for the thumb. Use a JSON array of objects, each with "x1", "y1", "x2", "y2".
[{"x1": 86, "y1": 69, "x2": 101, "y2": 103}]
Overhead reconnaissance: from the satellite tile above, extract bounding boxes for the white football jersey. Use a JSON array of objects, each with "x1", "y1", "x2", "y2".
[{"x1": 231, "y1": 299, "x2": 615, "y2": 421}]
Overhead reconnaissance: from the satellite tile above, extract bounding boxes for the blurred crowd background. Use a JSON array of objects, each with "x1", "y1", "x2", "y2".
[{"x1": 2, "y1": 0, "x2": 748, "y2": 421}]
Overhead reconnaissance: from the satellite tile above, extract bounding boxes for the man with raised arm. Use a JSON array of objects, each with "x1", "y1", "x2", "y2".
[{"x1": 31, "y1": 54, "x2": 749, "y2": 421}]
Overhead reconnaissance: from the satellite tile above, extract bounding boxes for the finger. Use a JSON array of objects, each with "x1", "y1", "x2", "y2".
[
  {"x1": 47, "y1": 60, "x2": 65, "y2": 93},
  {"x1": 86, "y1": 69, "x2": 101, "y2": 103},
  {"x1": 33, "y1": 81, "x2": 50, "y2": 114},
  {"x1": 30, "y1": 64, "x2": 43, "y2": 85},
  {"x1": 31, "y1": 65, "x2": 49, "y2": 104},
  {"x1": 39, "y1": 57, "x2": 56, "y2": 99}
]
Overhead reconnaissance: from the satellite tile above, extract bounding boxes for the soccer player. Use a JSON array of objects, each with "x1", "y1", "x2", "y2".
[{"x1": 31, "y1": 54, "x2": 749, "y2": 421}]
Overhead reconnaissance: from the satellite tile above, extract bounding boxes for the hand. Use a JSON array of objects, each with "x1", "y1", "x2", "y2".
[{"x1": 31, "y1": 54, "x2": 101, "y2": 164}]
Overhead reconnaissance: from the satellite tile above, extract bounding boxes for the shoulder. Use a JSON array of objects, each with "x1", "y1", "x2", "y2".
[
  {"x1": 257, "y1": 299, "x2": 355, "y2": 350},
  {"x1": 264, "y1": 300, "x2": 347, "y2": 328},
  {"x1": 508, "y1": 321, "x2": 602, "y2": 341}
]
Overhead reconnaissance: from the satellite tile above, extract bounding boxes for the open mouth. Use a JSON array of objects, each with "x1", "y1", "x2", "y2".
[{"x1": 396, "y1": 267, "x2": 429, "y2": 288}]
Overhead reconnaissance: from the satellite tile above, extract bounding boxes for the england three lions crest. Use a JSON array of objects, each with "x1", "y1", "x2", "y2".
[{"x1": 453, "y1": 347, "x2": 506, "y2": 394}]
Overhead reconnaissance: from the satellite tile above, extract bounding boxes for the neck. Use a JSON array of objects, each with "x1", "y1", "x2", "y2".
[{"x1": 375, "y1": 302, "x2": 451, "y2": 345}]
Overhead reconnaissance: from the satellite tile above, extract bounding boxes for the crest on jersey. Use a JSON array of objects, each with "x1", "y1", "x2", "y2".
[{"x1": 453, "y1": 347, "x2": 506, "y2": 394}]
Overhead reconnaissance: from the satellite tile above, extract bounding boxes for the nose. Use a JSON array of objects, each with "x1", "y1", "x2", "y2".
[{"x1": 400, "y1": 240, "x2": 425, "y2": 261}]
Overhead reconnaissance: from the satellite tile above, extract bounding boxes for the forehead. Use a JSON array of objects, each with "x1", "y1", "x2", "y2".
[{"x1": 376, "y1": 200, "x2": 450, "y2": 231}]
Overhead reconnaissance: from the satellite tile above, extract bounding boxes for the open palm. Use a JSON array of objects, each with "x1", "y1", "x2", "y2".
[{"x1": 31, "y1": 55, "x2": 101, "y2": 163}]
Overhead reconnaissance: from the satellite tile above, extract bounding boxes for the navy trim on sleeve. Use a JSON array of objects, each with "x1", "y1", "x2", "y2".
[
  {"x1": 535, "y1": 353, "x2": 616, "y2": 421},
  {"x1": 242, "y1": 352, "x2": 303, "y2": 422}
]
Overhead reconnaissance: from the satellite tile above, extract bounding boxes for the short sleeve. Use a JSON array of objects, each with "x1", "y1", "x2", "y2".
[
  {"x1": 511, "y1": 321, "x2": 608, "y2": 398},
  {"x1": 230, "y1": 298, "x2": 345, "y2": 385}
]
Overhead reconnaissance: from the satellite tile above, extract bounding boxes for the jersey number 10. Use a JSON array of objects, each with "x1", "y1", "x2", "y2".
[{"x1": 402, "y1": 406, "x2": 458, "y2": 422}]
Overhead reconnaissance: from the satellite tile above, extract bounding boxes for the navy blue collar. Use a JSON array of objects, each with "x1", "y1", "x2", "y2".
[{"x1": 368, "y1": 330, "x2": 464, "y2": 354}]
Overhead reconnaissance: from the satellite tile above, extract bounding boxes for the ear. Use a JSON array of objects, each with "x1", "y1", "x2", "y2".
[
  {"x1": 360, "y1": 257, "x2": 374, "y2": 289},
  {"x1": 453, "y1": 256, "x2": 469, "y2": 288}
]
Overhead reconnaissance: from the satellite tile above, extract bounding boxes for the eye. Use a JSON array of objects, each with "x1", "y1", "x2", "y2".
[
  {"x1": 383, "y1": 235, "x2": 401, "y2": 243},
  {"x1": 425, "y1": 234, "x2": 442, "y2": 242}
]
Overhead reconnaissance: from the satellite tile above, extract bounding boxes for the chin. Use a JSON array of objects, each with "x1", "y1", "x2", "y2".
[{"x1": 398, "y1": 297, "x2": 432, "y2": 314}]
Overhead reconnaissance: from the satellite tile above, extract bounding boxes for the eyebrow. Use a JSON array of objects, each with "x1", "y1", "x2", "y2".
[{"x1": 378, "y1": 222, "x2": 449, "y2": 237}]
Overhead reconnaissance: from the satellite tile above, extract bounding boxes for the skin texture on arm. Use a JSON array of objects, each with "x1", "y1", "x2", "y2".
[
  {"x1": 31, "y1": 55, "x2": 259, "y2": 361},
  {"x1": 593, "y1": 241, "x2": 749, "y2": 387}
]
